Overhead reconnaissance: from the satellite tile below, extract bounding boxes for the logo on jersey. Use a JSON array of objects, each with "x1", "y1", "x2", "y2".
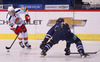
[
  {"x1": 47, "y1": 17, "x2": 87, "y2": 28},
  {"x1": 15, "y1": 18, "x2": 20, "y2": 23}
]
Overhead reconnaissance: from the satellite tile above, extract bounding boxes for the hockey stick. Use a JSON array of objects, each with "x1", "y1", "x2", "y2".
[
  {"x1": 5, "y1": 34, "x2": 19, "y2": 50},
  {"x1": 5, "y1": 24, "x2": 26, "y2": 50},
  {"x1": 71, "y1": 50, "x2": 100, "y2": 54}
]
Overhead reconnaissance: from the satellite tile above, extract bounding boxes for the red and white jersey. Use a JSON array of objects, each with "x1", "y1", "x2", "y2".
[{"x1": 6, "y1": 7, "x2": 28, "y2": 29}]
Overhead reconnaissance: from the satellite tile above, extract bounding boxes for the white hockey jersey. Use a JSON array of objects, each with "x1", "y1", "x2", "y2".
[{"x1": 6, "y1": 7, "x2": 28, "y2": 29}]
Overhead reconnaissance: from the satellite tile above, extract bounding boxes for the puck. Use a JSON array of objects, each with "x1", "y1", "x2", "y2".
[{"x1": 7, "y1": 50, "x2": 10, "y2": 52}]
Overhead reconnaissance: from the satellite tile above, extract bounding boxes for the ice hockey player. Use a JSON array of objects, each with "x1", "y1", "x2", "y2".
[
  {"x1": 40, "y1": 18, "x2": 89, "y2": 57},
  {"x1": 6, "y1": 6, "x2": 31, "y2": 48}
]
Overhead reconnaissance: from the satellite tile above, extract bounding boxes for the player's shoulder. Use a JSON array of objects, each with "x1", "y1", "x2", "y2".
[
  {"x1": 15, "y1": 8, "x2": 21, "y2": 13},
  {"x1": 6, "y1": 13, "x2": 12, "y2": 21},
  {"x1": 64, "y1": 23, "x2": 69, "y2": 26},
  {"x1": 64, "y1": 23, "x2": 70, "y2": 28},
  {"x1": 55, "y1": 22, "x2": 61, "y2": 26}
]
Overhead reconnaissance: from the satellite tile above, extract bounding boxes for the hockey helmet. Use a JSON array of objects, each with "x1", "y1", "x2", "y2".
[
  {"x1": 8, "y1": 6, "x2": 15, "y2": 12},
  {"x1": 56, "y1": 18, "x2": 64, "y2": 23}
]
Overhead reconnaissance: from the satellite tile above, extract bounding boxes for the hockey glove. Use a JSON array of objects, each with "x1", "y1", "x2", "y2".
[
  {"x1": 25, "y1": 14, "x2": 30, "y2": 22},
  {"x1": 17, "y1": 26, "x2": 23, "y2": 32},
  {"x1": 10, "y1": 28, "x2": 20, "y2": 35}
]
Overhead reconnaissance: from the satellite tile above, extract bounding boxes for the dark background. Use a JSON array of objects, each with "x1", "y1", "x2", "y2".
[
  {"x1": 2, "y1": 0, "x2": 83, "y2": 8},
  {"x1": 0, "y1": 0, "x2": 99, "y2": 10}
]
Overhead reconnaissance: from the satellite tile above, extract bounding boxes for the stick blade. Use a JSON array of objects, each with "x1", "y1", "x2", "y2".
[
  {"x1": 71, "y1": 52, "x2": 97, "y2": 54},
  {"x1": 5, "y1": 46, "x2": 10, "y2": 49}
]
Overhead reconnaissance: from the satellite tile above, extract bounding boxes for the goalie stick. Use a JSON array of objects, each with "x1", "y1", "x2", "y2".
[{"x1": 70, "y1": 50, "x2": 100, "y2": 54}]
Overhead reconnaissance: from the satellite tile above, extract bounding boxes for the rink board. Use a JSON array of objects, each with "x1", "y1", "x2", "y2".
[
  {"x1": 0, "y1": 10, "x2": 100, "y2": 41},
  {"x1": 0, "y1": 34, "x2": 100, "y2": 41}
]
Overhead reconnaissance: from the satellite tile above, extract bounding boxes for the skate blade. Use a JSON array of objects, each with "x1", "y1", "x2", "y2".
[
  {"x1": 26, "y1": 47, "x2": 31, "y2": 49},
  {"x1": 20, "y1": 45, "x2": 25, "y2": 48},
  {"x1": 41, "y1": 55, "x2": 46, "y2": 57},
  {"x1": 81, "y1": 55, "x2": 89, "y2": 58},
  {"x1": 40, "y1": 53, "x2": 46, "y2": 57}
]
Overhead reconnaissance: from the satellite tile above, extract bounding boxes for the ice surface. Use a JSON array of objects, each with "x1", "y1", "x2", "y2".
[{"x1": 0, "y1": 40, "x2": 100, "y2": 62}]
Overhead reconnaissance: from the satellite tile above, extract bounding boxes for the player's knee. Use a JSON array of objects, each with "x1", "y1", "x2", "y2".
[
  {"x1": 75, "y1": 37, "x2": 82, "y2": 43},
  {"x1": 19, "y1": 33, "x2": 24, "y2": 38},
  {"x1": 50, "y1": 40, "x2": 57, "y2": 45},
  {"x1": 51, "y1": 39, "x2": 59, "y2": 44},
  {"x1": 75, "y1": 38, "x2": 81, "y2": 43},
  {"x1": 24, "y1": 32, "x2": 28, "y2": 38}
]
